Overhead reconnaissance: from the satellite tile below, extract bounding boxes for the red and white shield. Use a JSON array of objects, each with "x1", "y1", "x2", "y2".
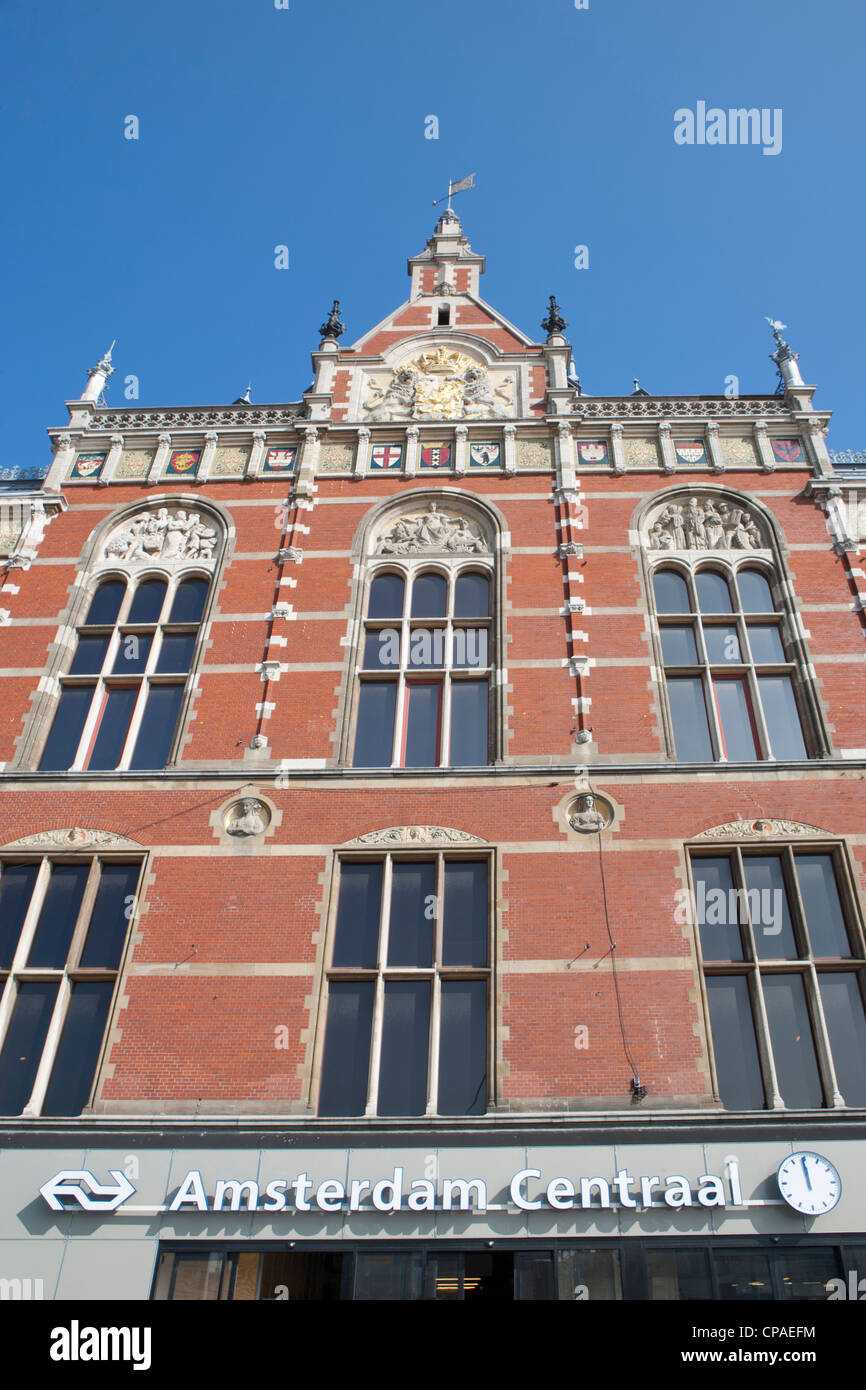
[
  {"x1": 771, "y1": 439, "x2": 802, "y2": 462},
  {"x1": 578, "y1": 442, "x2": 607, "y2": 463},
  {"x1": 264, "y1": 448, "x2": 297, "y2": 471},
  {"x1": 371, "y1": 446, "x2": 403, "y2": 469},
  {"x1": 421, "y1": 445, "x2": 451, "y2": 468},
  {"x1": 674, "y1": 441, "x2": 705, "y2": 464}
]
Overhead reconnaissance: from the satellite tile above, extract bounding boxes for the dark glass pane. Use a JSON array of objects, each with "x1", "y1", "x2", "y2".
[
  {"x1": 353, "y1": 1253, "x2": 425, "y2": 1300},
  {"x1": 168, "y1": 577, "x2": 209, "y2": 625},
  {"x1": 758, "y1": 676, "x2": 807, "y2": 759},
  {"x1": 452, "y1": 628, "x2": 488, "y2": 669},
  {"x1": 705, "y1": 976, "x2": 764, "y2": 1109},
  {"x1": 368, "y1": 573, "x2": 405, "y2": 620},
  {"x1": 27, "y1": 863, "x2": 89, "y2": 967},
  {"x1": 796, "y1": 855, "x2": 850, "y2": 956},
  {"x1": 660, "y1": 624, "x2": 697, "y2": 665},
  {"x1": 363, "y1": 628, "x2": 400, "y2": 670},
  {"x1": 514, "y1": 1253, "x2": 555, "y2": 1301},
  {"x1": 704, "y1": 624, "x2": 741, "y2": 663},
  {"x1": 410, "y1": 573, "x2": 447, "y2": 618},
  {"x1": 454, "y1": 573, "x2": 489, "y2": 617},
  {"x1": 377, "y1": 981, "x2": 430, "y2": 1115},
  {"x1": 128, "y1": 684, "x2": 184, "y2": 769},
  {"x1": 88, "y1": 686, "x2": 139, "y2": 769},
  {"x1": 818, "y1": 974, "x2": 866, "y2": 1106},
  {"x1": 408, "y1": 628, "x2": 444, "y2": 670},
  {"x1": 318, "y1": 981, "x2": 374, "y2": 1116},
  {"x1": 80, "y1": 863, "x2": 140, "y2": 968},
  {"x1": 747, "y1": 623, "x2": 785, "y2": 664},
  {"x1": 404, "y1": 683, "x2": 440, "y2": 766},
  {"x1": 258, "y1": 1251, "x2": 344, "y2": 1302},
  {"x1": 743, "y1": 856, "x2": 797, "y2": 959},
  {"x1": 84, "y1": 580, "x2": 125, "y2": 627},
  {"x1": 156, "y1": 633, "x2": 197, "y2": 674},
  {"x1": 763, "y1": 973, "x2": 823, "y2": 1108},
  {"x1": 691, "y1": 857, "x2": 743, "y2": 961},
  {"x1": 653, "y1": 570, "x2": 691, "y2": 615},
  {"x1": 70, "y1": 635, "x2": 109, "y2": 674},
  {"x1": 715, "y1": 679, "x2": 758, "y2": 760},
  {"x1": 353, "y1": 683, "x2": 396, "y2": 767},
  {"x1": 716, "y1": 1250, "x2": 773, "y2": 1300},
  {"x1": 112, "y1": 633, "x2": 153, "y2": 674},
  {"x1": 695, "y1": 570, "x2": 733, "y2": 613},
  {"x1": 164, "y1": 1254, "x2": 229, "y2": 1301},
  {"x1": 646, "y1": 1249, "x2": 712, "y2": 1300},
  {"x1": 0, "y1": 864, "x2": 39, "y2": 969},
  {"x1": 127, "y1": 579, "x2": 167, "y2": 625},
  {"x1": 449, "y1": 680, "x2": 488, "y2": 766},
  {"x1": 443, "y1": 861, "x2": 488, "y2": 966},
  {"x1": 439, "y1": 980, "x2": 486, "y2": 1114},
  {"x1": 39, "y1": 685, "x2": 93, "y2": 770},
  {"x1": 41, "y1": 981, "x2": 114, "y2": 1116},
  {"x1": 557, "y1": 1249, "x2": 622, "y2": 1301},
  {"x1": 776, "y1": 1249, "x2": 841, "y2": 1301},
  {"x1": 667, "y1": 677, "x2": 712, "y2": 760},
  {"x1": 332, "y1": 863, "x2": 382, "y2": 968},
  {"x1": 388, "y1": 862, "x2": 434, "y2": 966},
  {"x1": 738, "y1": 569, "x2": 775, "y2": 613},
  {"x1": 0, "y1": 981, "x2": 59, "y2": 1115}
]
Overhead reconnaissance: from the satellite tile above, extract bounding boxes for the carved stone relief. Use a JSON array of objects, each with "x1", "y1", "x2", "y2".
[
  {"x1": 346, "y1": 825, "x2": 486, "y2": 846},
  {"x1": 224, "y1": 798, "x2": 271, "y2": 837},
  {"x1": 626, "y1": 438, "x2": 660, "y2": 467},
  {"x1": 375, "y1": 502, "x2": 488, "y2": 555},
  {"x1": 115, "y1": 449, "x2": 154, "y2": 480},
  {"x1": 1, "y1": 828, "x2": 144, "y2": 850},
  {"x1": 212, "y1": 445, "x2": 249, "y2": 476},
  {"x1": 647, "y1": 495, "x2": 766, "y2": 551},
  {"x1": 364, "y1": 348, "x2": 515, "y2": 421},
  {"x1": 103, "y1": 507, "x2": 220, "y2": 569},
  {"x1": 318, "y1": 443, "x2": 355, "y2": 473},
  {"x1": 516, "y1": 439, "x2": 553, "y2": 470},
  {"x1": 567, "y1": 793, "x2": 614, "y2": 833},
  {"x1": 694, "y1": 819, "x2": 828, "y2": 840}
]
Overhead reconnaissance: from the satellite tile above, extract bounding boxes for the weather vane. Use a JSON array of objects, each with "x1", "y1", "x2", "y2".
[{"x1": 432, "y1": 173, "x2": 476, "y2": 211}]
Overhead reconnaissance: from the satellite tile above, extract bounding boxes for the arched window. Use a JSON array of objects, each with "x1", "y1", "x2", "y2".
[
  {"x1": 646, "y1": 494, "x2": 815, "y2": 762},
  {"x1": 38, "y1": 504, "x2": 220, "y2": 772},
  {"x1": 354, "y1": 563, "x2": 492, "y2": 767}
]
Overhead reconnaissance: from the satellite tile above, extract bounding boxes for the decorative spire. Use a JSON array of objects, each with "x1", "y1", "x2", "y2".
[
  {"x1": 631, "y1": 378, "x2": 651, "y2": 397},
  {"x1": 319, "y1": 300, "x2": 345, "y2": 341},
  {"x1": 541, "y1": 295, "x2": 568, "y2": 339},
  {"x1": 80, "y1": 341, "x2": 116, "y2": 403},
  {"x1": 766, "y1": 316, "x2": 805, "y2": 390}
]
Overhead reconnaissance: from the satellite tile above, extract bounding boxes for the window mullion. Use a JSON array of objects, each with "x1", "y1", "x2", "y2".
[
  {"x1": 117, "y1": 680, "x2": 150, "y2": 770},
  {"x1": 21, "y1": 973, "x2": 71, "y2": 1117},
  {"x1": 747, "y1": 666, "x2": 773, "y2": 760},
  {"x1": 806, "y1": 960, "x2": 845, "y2": 1108},
  {"x1": 66, "y1": 859, "x2": 101, "y2": 966},
  {"x1": 365, "y1": 856, "x2": 393, "y2": 1115},
  {"x1": 427, "y1": 856, "x2": 445, "y2": 1115},
  {"x1": 9, "y1": 859, "x2": 51, "y2": 972}
]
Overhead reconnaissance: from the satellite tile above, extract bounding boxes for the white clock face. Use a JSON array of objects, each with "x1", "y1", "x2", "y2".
[{"x1": 777, "y1": 1152, "x2": 842, "y2": 1215}]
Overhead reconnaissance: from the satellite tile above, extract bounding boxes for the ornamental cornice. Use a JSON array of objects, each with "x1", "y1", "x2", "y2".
[
  {"x1": 82, "y1": 407, "x2": 304, "y2": 431},
  {"x1": 570, "y1": 397, "x2": 794, "y2": 420}
]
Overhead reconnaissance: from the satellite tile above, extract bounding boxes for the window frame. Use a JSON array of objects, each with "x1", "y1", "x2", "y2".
[
  {"x1": 648, "y1": 554, "x2": 822, "y2": 762},
  {"x1": 0, "y1": 852, "x2": 144, "y2": 1116},
  {"x1": 689, "y1": 839, "x2": 866, "y2": 1111},
  {"x1": 39, "y1": 567, "x2": 212, "y2": 772},
  {"x1": 312, "y1": 848, "x2": 496, "y2": 1118},
  {"x1": 351, "y1": 559, "x2": 496, "y2": 768}
]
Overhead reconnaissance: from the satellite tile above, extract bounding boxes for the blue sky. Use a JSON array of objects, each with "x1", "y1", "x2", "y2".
[{"x1": 2, "y1": 0, "x2": 864, "y2": 473}]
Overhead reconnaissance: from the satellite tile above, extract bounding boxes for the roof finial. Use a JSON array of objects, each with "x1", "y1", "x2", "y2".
[
  {"x1": 319, "y1": 300, "x2": 345, "y2": 342},
  {"x1": 766, "y1": 316, "x2": 805, "y2": 390},
  {"x1": 541, "y1": 295, "x2": 568, "y2": 339},
  {"x1": 80, "y1": 342, "x2": 116, "y2": 403}
]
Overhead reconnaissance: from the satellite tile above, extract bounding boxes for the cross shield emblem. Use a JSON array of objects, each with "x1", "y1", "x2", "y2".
[{"x1": 371, "y1": 445, "x2": 404, "y2": 469}]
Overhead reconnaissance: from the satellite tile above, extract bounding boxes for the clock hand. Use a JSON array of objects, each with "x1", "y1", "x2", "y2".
[{"x1": 800, "y1": 1155, "x2": 813, "y2": 1191}]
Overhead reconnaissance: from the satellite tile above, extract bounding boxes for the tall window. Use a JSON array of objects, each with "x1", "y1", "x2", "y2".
[
  {"x1": 692, "y1": 846, "x2": 866, "y2": 1110},
  {"x1": 39, "y1": 572, "x2": 210, "y2": 771},
  {"x1": 0, "y1": 855, "x2": 141, "y2": 1115},
  {"x1": 353, "y1": 567, "x2": 492, "y2": 767},
  {"x1": 317, "y1": 854, "x2": 491, "y2": 1116},
  {"x1": 653, "y1": 563, "x2": 808, "y2": 761}
]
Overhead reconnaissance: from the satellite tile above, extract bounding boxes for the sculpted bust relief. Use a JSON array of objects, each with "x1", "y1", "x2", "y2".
[{"x1": 226, "y1": 798, "x2": 269, "y2": 837}]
